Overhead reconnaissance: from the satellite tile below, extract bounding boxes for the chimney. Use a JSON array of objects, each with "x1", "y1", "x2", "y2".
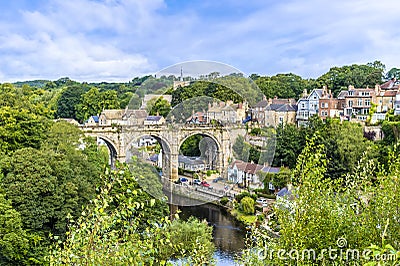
[
  {"x1": 375, "y1": 84, "x2": 380, "y2": 94},
  {"x1": 262, "y1": 95, "x2": 267, "y2": 101},
  {"x1": 303, "y1": 89, "x2": 308, "y2": 97},
  {"x1": 268, "y1": 98, "x2": 273, "y2": 105},
  {"x1": 348, "y1": 85, "x2": 354, "y2": 90}
]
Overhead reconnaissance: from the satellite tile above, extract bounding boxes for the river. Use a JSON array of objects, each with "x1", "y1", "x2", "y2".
[{"x1": 178, "y1": 203, "x2": 246, "y2": 266}]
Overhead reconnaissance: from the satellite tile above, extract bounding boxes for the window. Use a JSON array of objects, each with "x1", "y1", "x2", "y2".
[
  {"x1": 349, "y1": 91, "x2": 354, "y2": 96},
  {"x1": 301, "y1": 103, "x2": 305, "y2": 108},
  {"x1": 279, "y1": 117, "x2": 283, "y2": 123},
  {"x1": 348, "y1": 101, "x2": 353, "y2": 107},
  {"x1": 358, "y1": 99, "x2": 363, "y2": 106},
  {"x1": 365, "y1": 99, "x2": 370, "y2": 106}
]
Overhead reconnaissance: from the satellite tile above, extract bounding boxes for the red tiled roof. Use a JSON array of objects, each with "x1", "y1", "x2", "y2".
[
  {"x1": 381, "y1": 79, "x2": 399, "y2": 89},
  {"x1": 383, "y1": 90, "x2": 397, "y2": 97},
  {"x1": 230, "y1": 160, "x2": 263, "y2": 174}
]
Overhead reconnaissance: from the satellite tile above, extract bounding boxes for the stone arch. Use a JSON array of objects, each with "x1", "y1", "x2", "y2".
[
  {"x1": 97, "y1": 136, "x2": 118, "y2": 167},
  {"x1": 124, "y1": 133, "x2": 173, "y2": 179},
  {"x1": 178, "y1": 131, "x2": 223, "y2": 173},
  {"x1": 179, "y1": 131, "x2": 222, "y2": 152}
]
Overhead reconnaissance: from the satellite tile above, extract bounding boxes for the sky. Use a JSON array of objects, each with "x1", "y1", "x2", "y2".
[{"x1": 0, "y1": 0, "x2": 399, "y2": 82}]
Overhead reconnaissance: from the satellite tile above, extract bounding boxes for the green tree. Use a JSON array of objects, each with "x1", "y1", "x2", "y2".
[
  {"x1": 0, "y1": 122, "x2": 105, "y2": 236},
  {"x1": 0, "y1": 193, "x2": 46, "y2": 265},
  {"x1": 56, "y1": 85, "x2": 86, "y2": 119},
  {"x1": 252, "y1": 73, "x2": 315, "y2": 100},
  {"x1": 232, "y1": 135, "x2": 250, "y2": 161},
  {"x1": 386, "y1": 67, "x2": 400, "y2": 80},
  {"x1": 240, "y1": 135, "x2": 400, "y2": 265},
  {"x1": 148, "y1": 96, "x2": 171, "y2": 117},
  {"x1": 180, "y1": 135, "x2": 202, "y2": 156},
  {"x1": 49, "y1": 164, "x2": 214, "y2": 265},
  {"x1": 240, "y1": 196, "x2": 255, "y2": 215},
  {"x1": 0, "y1": 84, "x2": 51, "y2": 154},
  {"x1": 76, "y1": 87, "x2": 120, "y2": 122},
  {"x1": 316, "y1": 61, "x2": 385, "y2": 96},
  {"x1": 273, "y1": 124, "x2": 306, "y2": 168}
]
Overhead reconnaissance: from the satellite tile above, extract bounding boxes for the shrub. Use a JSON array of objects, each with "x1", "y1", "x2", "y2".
[
  {"x1": 220, "y1": 197, "x2": 229, "y2": 206},
  {"x1": 235, "y1": 191, "x2": 257, "y2": 203},
  {"x1": 240, "y1": 196, "x2": 255, "y2": 215}
]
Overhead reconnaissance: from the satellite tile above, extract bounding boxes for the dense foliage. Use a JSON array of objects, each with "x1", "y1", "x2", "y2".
[
  {"x1": 240, "y1": 134, "x2": 400, "y2": 265},
  {"x1": 273, "y1": 117, "x2": 381, "y2": 180},
  {"x1": 2, "y1": 60, "x2": 400, "y2": 265},
  {"x1": 49, "y1": 164, "x2": 214, "y2": 265}
]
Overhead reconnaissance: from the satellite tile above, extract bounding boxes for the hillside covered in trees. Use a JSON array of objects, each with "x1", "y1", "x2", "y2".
[{"x1": 5, "y1": 60, "x2": 392, "y2": 124}]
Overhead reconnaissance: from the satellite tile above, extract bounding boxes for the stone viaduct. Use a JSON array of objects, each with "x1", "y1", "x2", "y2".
[{"x1": 80, "y1": 124, "x2": 245, "y2": 180}]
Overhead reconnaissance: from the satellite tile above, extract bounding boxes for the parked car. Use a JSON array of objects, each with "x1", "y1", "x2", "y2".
[
  {"x1": 177, "y1": 177, "x2": 189, "y2": 184},
  {"x1": 201, "y1": 181, "x2": 210, "y2": 187},
  {"x1": 256, "y1": 198, "x2": 267, "y2": 205},
  {"x1": 193, "y1": 179, "x2": 202, "y2": 185},
  {"x1": 213, "y1": 176, "x2": 223, "y2": 183}
]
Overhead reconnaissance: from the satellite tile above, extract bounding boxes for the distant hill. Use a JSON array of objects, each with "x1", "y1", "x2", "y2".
[{"x1": 13, "y1": 80, "x2": 50, "y2": 88}]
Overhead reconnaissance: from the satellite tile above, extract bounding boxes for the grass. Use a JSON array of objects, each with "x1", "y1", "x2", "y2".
[{"x1": 230, "y1": 209, "x2": 258, "y2": 226}]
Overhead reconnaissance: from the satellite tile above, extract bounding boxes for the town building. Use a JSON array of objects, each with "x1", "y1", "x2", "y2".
[
  {"x1": 144, "y1": 115, "x2": 165, "y2": 125},
  {"x1": 253, "y1": 97, "x2": 297, "y2": 128},
  {"x1": 395, "y1": 92, "x2": 400, "y2": 115},
  {"x1": 85, "y1": 115, "x2": 99, "y2": 126},
  {"x1": 296, "y1": 88, "x2": 324, "y2": 126},
  {"x1": 178, "y1": 155, "x2": 206, "y2": 172},
  {"x1": 99, "y1": 109, "x2": 125, "y2": 126},
  {"x1": 318, "y1": 88, "x2": 343, "y2": 119},
  {"x1": 122, "y1": 109, "x2": 148, "y2": 125},
  {"x1": 339, "y1": 85, "x2": 376, "y2": 122},
  {"x1": 186, "y1": 111, "x2": 207, "y2": 124},
  {"x1": 206, "y1": 101, "x2": 248, "y2": 124},
  {"x1": 227, "y1": 160, "x2": 280, "y2": 189}
]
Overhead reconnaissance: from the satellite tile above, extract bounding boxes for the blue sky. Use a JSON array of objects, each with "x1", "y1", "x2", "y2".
[{"x1": 0, "y1": 0, "x2": 399, "y2": 82}]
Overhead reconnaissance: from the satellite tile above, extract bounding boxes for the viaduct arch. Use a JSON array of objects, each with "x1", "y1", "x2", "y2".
[{"x1": 81, "y1": 124, "x2": 240, "y2": 180}]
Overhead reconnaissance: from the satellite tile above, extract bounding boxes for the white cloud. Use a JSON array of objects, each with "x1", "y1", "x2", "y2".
[{"x1": 0, "y1": 0, "x2": 399, "y2": 81}]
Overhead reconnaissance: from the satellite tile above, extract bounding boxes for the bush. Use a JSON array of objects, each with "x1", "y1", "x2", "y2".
[
  {"x1": 235, "y1": 191, "x2": 257, "y2": 203},
  {"x1": 206, "y1": 170, "x2": 212, "y2": 176},
  {"x1": 240, "y1": 196, "x2": 255, "y2": 215},
  {"x1": 220, "y1": 197, "x2": 229, "y2": 206}
]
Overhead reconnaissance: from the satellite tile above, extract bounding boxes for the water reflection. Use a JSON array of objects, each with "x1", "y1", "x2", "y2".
[{"x1": 178, "y1": 203, "x2": 246, "y2": 265}]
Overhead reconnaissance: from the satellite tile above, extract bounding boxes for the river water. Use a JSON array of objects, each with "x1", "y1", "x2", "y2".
[{"x1": 178, "y1": 203, "x2": 246, "y2": 266}]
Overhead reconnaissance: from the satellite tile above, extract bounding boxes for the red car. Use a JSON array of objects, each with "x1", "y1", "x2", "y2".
[{"x1": 200, "y1": 181, "x2": 210, "y2": 187}]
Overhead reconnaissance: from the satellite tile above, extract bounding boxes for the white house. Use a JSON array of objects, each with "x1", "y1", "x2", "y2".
[
  {"x1": 138, "y1": 136, "x2": 158, "y2": 147},
  {"x1": 228, "y1": 160, "x2": 281, "y2": 189},
  {"x1": 228, "y1": 160, "x2": 263, "y2": 189},
  {"x1": 178, "y1": 155, "x2": 206, "y2": 172},
  {"x1": 296, "y1": 88, "x2": 324, "y2": 126},
  {"x1": 395, "y1": 92, "x2": 400, "y2": 115},
  {"x1": 85, "y1": 115, "x2": 99, "y2": 126}
]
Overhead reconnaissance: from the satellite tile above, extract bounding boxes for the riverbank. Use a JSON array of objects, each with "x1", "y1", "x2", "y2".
[
  {"x1": 213, "y1": 198, "x2": 260, "y2": 227},
  {"x1": 178, "y1": 203, "x2": 246, "y2": 265}
]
